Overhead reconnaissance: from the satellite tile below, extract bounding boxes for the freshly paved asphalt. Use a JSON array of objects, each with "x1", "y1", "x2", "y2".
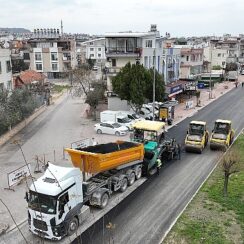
[{"x1": 74, "y1": 86, "x2": 244, "y2": 244}]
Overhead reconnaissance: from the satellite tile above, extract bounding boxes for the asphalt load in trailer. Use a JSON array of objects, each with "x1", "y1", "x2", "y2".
[{"x1": 77, "y1": 141, "x2": 139, "y2": 154}]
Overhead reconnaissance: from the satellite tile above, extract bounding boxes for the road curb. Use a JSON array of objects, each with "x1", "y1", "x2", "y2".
[{"x1": 159, "y1": 128, "x2": 244, "y2": 243}]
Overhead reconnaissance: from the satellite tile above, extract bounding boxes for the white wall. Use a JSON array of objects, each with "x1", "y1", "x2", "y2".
[{"x1": 0, "y1": 48, "x2": 12, "y2": 90}]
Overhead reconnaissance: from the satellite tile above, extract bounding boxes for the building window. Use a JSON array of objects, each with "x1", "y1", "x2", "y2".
[
  {"x1": 218, "y1": 53, "x2": 221, "y2": 57},
  {"x1": 89, "y1": 42, "x2": 94, "y2": 45},
  {"x1": 35, "y1": 52, "x2": 42, "y2": 61},
  {"x1": 23, "y1": 53, "x2": 30, "y2": 60},
  {"x1": 144, "y1": 56, "x2": 148, "y2": 68},
  {"x1": 98, "y1": 48, "x2": 101, "y2": 51},
  {"x1": 51, "y1": 52, "x2": 58, "y2": 61},
  {"x1": 36, "y1": 63, "x2": 42, "y2": 71},
  {"x1": 112, "y1": 59, "x2": 116, "y2": 67},
  {"x1": 98, "y1": 53, "x2": 101, "y2": 58},
  {"x1": 0, "y1": 61, "x2": 1, "y2": 74},
  {"x1": 7, "y1": 80, "x2": 12, "y2": 90},
  {"x1": 6, "y1": 61, "x2": 11, "y2": 72},
  {"x1": 186, "y1": 56, "x2": 189, "y2": 61},
  {"x1": 145, "y1": 40, "x2": 152, "y2": 48},
  {"x1": 90, "y1": 48, "x2": 94, "y2": 51},
  {"x1": 52, "y1": 63, "x2": 58, "y2": 71},
  {"x1": 90, "y1": 54, "x2": 95, "y2": 58}
]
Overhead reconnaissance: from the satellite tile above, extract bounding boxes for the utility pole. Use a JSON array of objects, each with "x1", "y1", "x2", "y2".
[
  {"x1": 209, "y1": 44, "x2": 213, "y2": 99},
  {"x1": 152, "y1": 36, "x2": 156, "y2": 121}
]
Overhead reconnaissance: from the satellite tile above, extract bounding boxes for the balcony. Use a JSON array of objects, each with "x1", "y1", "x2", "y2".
[
  {"x1": 238, "y1": 57, "x2": 244, "y2": 63},
  {"x1": 106, "y1": 47, "x2": 142, "y2": 58},
  {"x1": 63, "y1": 56, "x2": 71, "y2": 62},
  {"x1": 227, "y1": 56, "x2": 237, "y2": 63},
  {"x1": 107, "y1": 67, "x2": 121, "y2": 76}
]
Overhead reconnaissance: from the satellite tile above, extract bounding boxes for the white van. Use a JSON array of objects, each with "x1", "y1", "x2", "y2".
[{"x1": 100, "y1": 110, "x2": 134, "y2": 130}]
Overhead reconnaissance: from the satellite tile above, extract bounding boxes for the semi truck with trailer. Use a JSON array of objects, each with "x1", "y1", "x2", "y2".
[{"x1": 26, "y1": 141, "x2": 146, "y2": 240}]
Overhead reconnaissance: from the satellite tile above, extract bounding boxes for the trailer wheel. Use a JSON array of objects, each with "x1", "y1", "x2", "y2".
[
  {"x1": 67, "y1": 217, "x2": 78, "y2": 236},
  {"x1": 135, "y1": 167, "x2": 142, "y2": 180},
  {"x1": 128, "y1": 172, "x2": 136, "y2": 186},
  {"x1": 97, "y1": 129, "x2": 102, "y2": 134},
  {"x1": 100, "y1": 193, "x2": 109, "y2": 209},
  {"x1": 120, "y1": 178, "x2": 128, "y2": 192}
]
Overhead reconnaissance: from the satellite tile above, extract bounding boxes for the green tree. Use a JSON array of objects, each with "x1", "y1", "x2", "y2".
[
  {"x1": 225, "y1": 62, "x2": 238, "y2": 72},
  {"x1": 212, "y1": 65, "x2": 222, "y2": 70},
  {"x1": 112, "y1": 63, "x2": 165, "y2": 112}
]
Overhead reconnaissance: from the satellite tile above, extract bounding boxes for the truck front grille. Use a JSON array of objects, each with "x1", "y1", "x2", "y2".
[{"x1": 33, "y1": 218, "x2": 48, "y2": 231}]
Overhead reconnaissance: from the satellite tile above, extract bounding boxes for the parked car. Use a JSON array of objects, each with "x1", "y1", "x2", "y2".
[
  {"x1": 241, "y1": 70, "x2": 244, "y2": 75},
  {"x1": 94, "y1": 122, "x2": 128, "y2": 136},
  {"x1": 92, "y1": 66, "x2": 98, "y2": 71},
  {"x1": 138, "y1": 108, "x2": 153, "y2": 120},
  {"x1": 119, "y1": 111, "x2": 144, "y2": 122},
  {"x1": 100, "y1": 110, "x2": 134, "y2": 130}
]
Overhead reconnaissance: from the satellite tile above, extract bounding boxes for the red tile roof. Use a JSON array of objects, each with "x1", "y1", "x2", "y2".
[{"x1": 18, "y1": 70, "x2": 46, "y2": 84}]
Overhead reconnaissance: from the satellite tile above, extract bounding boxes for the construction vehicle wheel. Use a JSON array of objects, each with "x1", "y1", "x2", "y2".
[
  {"x1": 135, "y1": 167, "x2": 142, "y2": 180},
  {"x1": 120, "y1": 178, "x2": 128, "y2": 192},
  {"x1": 128, "y1": 172, "x2": 136, "y2": 186},
  {"x1": 67, "y1": 217, "x2": 79, "y2": 236},
  {"x1": 100, "y1": 193, "x2": 109, "y2": 209}
]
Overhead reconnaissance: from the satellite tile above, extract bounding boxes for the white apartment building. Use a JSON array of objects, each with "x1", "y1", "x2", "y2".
[
  {"x1": 204, "y1": 46, "x2": 228, "y2": 70},
  {"x1": 0, "y1": 48, "x2": 12, "y2": 90},
  {"x1": 81, "y1": 38, "x2": 106, "y2": 66},
  {"x1": 105, "y1": 25, "x2": 161, "y2": 90}
]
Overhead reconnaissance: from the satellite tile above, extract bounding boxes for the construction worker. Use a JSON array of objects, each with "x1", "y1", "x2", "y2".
[{"x1": 156, "y1": 158, "x2": 162, "y2": 175}]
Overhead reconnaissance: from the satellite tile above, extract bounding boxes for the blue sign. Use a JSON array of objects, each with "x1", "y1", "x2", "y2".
[
  {"x1": 170, "y1": 85, "x2": 182, "y2": 94},
  {"x1": 198, "y1": 83, "x2": 205, "y2": 89}
]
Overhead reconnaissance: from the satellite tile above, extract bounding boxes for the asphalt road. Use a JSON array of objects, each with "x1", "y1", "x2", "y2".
[{"x1": 74, "y1": 86, "x2": 244, "y2": 244}]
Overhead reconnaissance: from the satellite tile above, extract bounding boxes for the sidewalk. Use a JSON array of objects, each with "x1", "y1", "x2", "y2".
[{"x1": 170, "y1": 80, "x2": 237, "y2": 128}]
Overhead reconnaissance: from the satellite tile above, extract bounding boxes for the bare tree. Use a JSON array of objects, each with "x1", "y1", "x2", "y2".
[
  {"x1": 222, "y1": 150, "x2": 240, "y2": 197},
  {"x1": 72, "y1": 65, "x2": 92, "y2": 96}
]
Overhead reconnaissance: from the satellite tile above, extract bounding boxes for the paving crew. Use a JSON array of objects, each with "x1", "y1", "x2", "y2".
[{"x1": 156, "y1": 158, "x2": 162, "y2": 175}]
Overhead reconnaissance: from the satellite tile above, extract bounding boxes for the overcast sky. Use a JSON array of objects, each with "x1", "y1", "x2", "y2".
[{"x1": 0, "y1": 0, "x2": 243, "y2": 37}]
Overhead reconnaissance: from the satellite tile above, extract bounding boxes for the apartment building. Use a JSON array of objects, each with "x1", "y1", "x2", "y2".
[
  {"x1": 80, "y1": 38, "x2": 106, "y2": 65},
  {"x1": 162, "y1": 42, "x2": 181, "y2": 84},
  {"x1": 0, "y1": 47, "x2": 12, "y2": 90},
  {"x1": 105, "y1": 25, "x2": 161, "y2": 90},
  {"x1": 203, "y1": 45, "x2": 228, "y2": 71},
  {"x1": 177, "y1": 46, "x2": 203, "y2": 79},
  {"x1": 27, "y1": 29, "x2": 77, "y2": 79}
]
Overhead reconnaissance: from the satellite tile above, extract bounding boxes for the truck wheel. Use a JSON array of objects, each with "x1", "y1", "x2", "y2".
[
  {"x1": 115, "y1": 131, "x2": 120, "y2": 136},
  {"x1": 97, "y1": 129, "x2": 102, "y2": 134},
  {"x1": 100, "y1": 193, "x2": 109, "y2": 209},
  {"x1": 120, "y1": 178, "x2": 128, "y2": 192},
  {"x1": 128, "y1": 172, "x2": 135, "y2": 186},
  {"x1": 67, "y1": 217, "x2": 78, "y2": 236},
  {"x1": 135, "y1": 167, "x2": 142, "y2": 180}
]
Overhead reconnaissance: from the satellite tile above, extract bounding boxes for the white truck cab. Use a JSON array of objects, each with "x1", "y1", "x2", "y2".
[{"x1": 27, "y1": 164, "x2": 84, "y2": 240}]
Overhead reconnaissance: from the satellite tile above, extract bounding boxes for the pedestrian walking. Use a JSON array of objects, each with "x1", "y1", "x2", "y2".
[
  {"x1": 235, "y1": 81, "x2": 238, "y2": 88},
  {"x1": 156, "y1": 158, "x2": 162, "y2": 175},
  {"x1": 242, "y1": 82, "x2": 244, "y2": 88}
]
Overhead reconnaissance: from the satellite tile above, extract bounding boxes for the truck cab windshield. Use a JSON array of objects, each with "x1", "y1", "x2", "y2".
[{"x1": 28, "y1": 191, "x2": 57, "y2": 214}]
